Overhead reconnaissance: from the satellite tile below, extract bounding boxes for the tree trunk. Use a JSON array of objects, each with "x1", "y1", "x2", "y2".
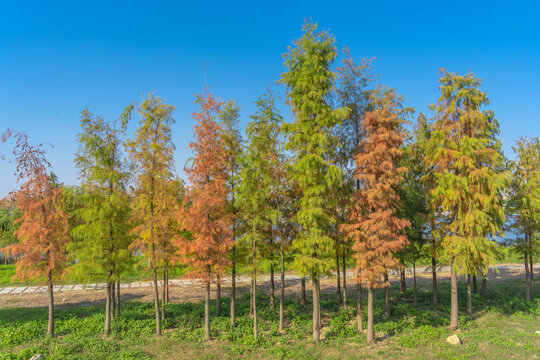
[
  {"x1": 164, "y1": 262, "x2": 169, "y2": 304},
  {"x1": 467, "y1": 275, "x2": 472, "y2": 314},
  {"x1": 111, "y1": 281, "x2": 116, "y2": 320},
  {"x1": 152, "y1": 266, "x2": 161, "y2": 336},
  {"x1": 205, "y1": 277, "x2": 210, "y2": 341},
  {"x1": 231, "y1": 246, "x2": 236, "y2": 326},
  {"x1": 252, "y1": 238, "x2": 258, "y2": 338},
  {"x1": 472, "y1": 275, "x2": 477, "y2": 294},
  {"x1": 105, "y1": 278, "x2": 111, "y2": 335},
  {"x1": 450, "y1": 257, "x2": 459, "y2": 330},
  {"x1": 47, "y1": 271, "x2": 55, "y2": 336},
  {"x1": 301, "y1": 276, "x2": 306, "y2": 306},
  {"x1": 400, "y1": 254, "x2": 406, "y2": 293},
  {"x1": 116, "y1": 280, "x2": 121, "y2": 316},
  {"x1": 432, "y1": 256, "x2": 438, "y2": 308},
  {"x1": 161, "y1": 270, "x2": 166, "y2": 321},
  {"x1": 529, "y1": 252, "x2": 533, "y2": 284},
  {"x1": 384, "y1": 272, "x2": 390, "y2": 317},
  {"x1": 279, "y1": 238, "x2": 285, "y2": 333},
  {"x1": 342, "y1": 247, "x2": 347, "y2": 309},
  {"x1": 413, "y1": 259, "x2": 417, "y2": 304},
  {"x1": 336, "y1": 245, "x2": 342, "y2": 303},
  {"x1": 249, "y1": 275, "x2": 254, "y2": 317},
  {"x1": 367, "y1": 287, "x2": 374, "y2": 343},
  {"x1": 270, "y1": 264, "x2": 275, "y2": 308},
  {"x1": 481, "y1": 277, "x2": 487, "y2": 298},
  {"x1": 525, "y1": 252, "x2": 530, "y2": 301},
  {"x1": 216, "y1": 280, "x2": 221, "y2": 315},
  {"x1": 356, "y1": 277, "x2": 363, "y2": 332},
  {"x1": 312, "y1": 275, "x2": 320, "y2": 343}
]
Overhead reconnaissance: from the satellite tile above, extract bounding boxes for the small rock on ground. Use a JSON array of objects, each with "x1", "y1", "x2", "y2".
[{"x1": 446, "y1": 334, "x2": 462, "y2": 345}]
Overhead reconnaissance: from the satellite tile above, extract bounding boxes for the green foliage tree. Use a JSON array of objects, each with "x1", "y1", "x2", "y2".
[
  {"x1": 127, "y1": 94, "x2": 176, "y2": 336},
  {"x1": 0, "y1": 203, "x2": 20, "y2": 264},
  {"x1": 280, "y1": 20, "x2": 348, "y2": 342},
  {"x1": 508, "y1": 137, "x2": 540, "y2": 301},
  {"x1": 70, "y1": 109, "x2": 133, "y2": 334},
  {"x1": 218, "y1": 100, "x2": 243, "y2": 324},
  {"x1": 423, "y1": 70, "x2": 507, "y2": 328}
]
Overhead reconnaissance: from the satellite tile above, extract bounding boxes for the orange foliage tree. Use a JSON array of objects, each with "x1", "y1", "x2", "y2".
[
  {"x1": 179, "y1": 89, "x2": 232, "y2": 341},
  {"x1": 1, "y1": 130, "x2": 70, "y2": 336},
  {"x1": 342, "y1": 93, "x2": 410, "y2": 343}
]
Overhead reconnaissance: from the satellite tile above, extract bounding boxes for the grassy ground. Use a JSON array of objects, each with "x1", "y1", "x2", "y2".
[{"x1": 0, "y1": 277, "x2": 539, "y2": 360}]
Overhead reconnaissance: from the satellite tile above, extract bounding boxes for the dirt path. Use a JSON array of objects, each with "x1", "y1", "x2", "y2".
[{"x1": 0, "y1": 264, "x2": 534, "y2": 309}]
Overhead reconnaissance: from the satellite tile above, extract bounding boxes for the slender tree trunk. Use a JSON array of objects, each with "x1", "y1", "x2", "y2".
[
  {"x1": 216, "y1": 280, "x2": 221, "y2": 315},
  {"x1": 336, "y1": 244, "x2": 342, "y2": 303},
  {"x1": 525, "y1": 252, "x2": 530, "y2": 301},
  {"x1": 413, "y1": 259, "x2": 417, "y2": 304},
  {"x1": 481, "y1": 277, "x2": 487, "y2": 298},
  {"x1": 467, "y1": 275, "x2": 472, "y2": 314},
  {"x1": 367, "y1": 287, "x2": 374, "y2": 343},
  {"x1": 105, "y1": 276, "x2": 111, "y2": 335},
  {"x1": 165, "y1": 262, "x2": 169, "y2": 303},
  {"x1": 317, "y1": 278, "x2": 321, "y2": 329},
  {"x1": 151, "y1": 264, "x2": 161, "y2": 336},
  {"x1": 400, "y1": 254, "x2": 406, "y2": 293},
  {"x1": 384, "y1": 272, "x2": 390, "y2": 317},
  {"x1": 301, "y1": 276, "x2": 306, "y2": 306},
  {"x1": 231, "y1": 246, "x2": 236, "y2": 326},
  {"x1": 47, "y1": 271, "x2": 55, "y2": 336},
  {"x1": 116, "y1": 280, "x2": 121, "y2": 316},
  {"x1": 270, "y1": 264, "x2": 275, "y2": 308},
  {"x1": 312, "y1": 275, "x2": 320, "y2": 343},
  {"x1": 473, "y1": 275, "x2": 478, "y2": 294},
  {"x1": 161, "y1": 270, "x2": 166, "y2": 321},
  {"x1": 432, "y1": 256, "x2": 438, "y2": 308},
  {"x1": 111, "y1": 281, "x2": 116, "y2": 320},
  {"x1": 450, "y1": 257, "x2": 459, "y2": 330},
  {"x1": 249, "y1": 276, "x2": 254, "y2": 317},
  {"x1": 356, "y1": 277, "x2": 363, "y2": 332},
  {"x1": 529, "y1": 252, "x2": 533, "y2": 285},
  {"x1": 279, "y1": 240, "x2": 285, "y2": 333},
  {"x1": 342, "y1": 247, "x2": 347, "y2": 309},
  {"x1": 204, "y1": 274, "x2": 211, "y2": 341},
  {"x1": 252, "y1": 237, "x2": 258, "y2": 338}
]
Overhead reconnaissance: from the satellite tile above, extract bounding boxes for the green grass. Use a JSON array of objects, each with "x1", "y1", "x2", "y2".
[{"x1": 1, "y1": 278, "x2": 539, "y2": 359}]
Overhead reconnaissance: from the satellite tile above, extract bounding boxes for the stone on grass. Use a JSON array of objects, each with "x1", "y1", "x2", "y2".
[
  {"x1": 30, "y1": 355, "x2": 42, "y2": 360},
  {"x1": 446, "y1": 334, "x2": 462, "y2": 345}
]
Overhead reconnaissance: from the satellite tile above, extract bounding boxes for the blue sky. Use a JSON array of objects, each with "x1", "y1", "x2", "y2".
[{"x1": 1, "y1": 1, "x2": 539, "y2": 197}]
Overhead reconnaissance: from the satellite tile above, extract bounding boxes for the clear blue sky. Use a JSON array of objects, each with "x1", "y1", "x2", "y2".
[{"x1": 1, "y1": 1, "x2": 539, "y2": 197}]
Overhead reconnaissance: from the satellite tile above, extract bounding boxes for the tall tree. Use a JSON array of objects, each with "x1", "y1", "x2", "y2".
[
  {"x1": 70, "y1": 108, "x2": 133, "y2": 334},
  {"x1": 423, "y1": 70, "x2": 507, "y2": 329},
  {"x1": 508, "y1": 137, "x2": 540, "y2": 301},
  {"x1": 127, "y1": 94, "x2": 176, "y2": 336},
  {"x1": 342, "y1": 92, "x2": 410, "y2": 343},
  {"x1": 280, "y1": 20, "x2": 348, "y2": 342},
  {"x1": 179, "y1": 89, "x2": 232, "y2": 341},
  {"x1": 397, "y1": 117, "x2": 429, "y2": 304},
  {"x1": 218, "y1": 100, "x2": 243, "y2": 326},
  {"x1": 334, "y1": 47, "x2": 376, "y2": 314},
  {"x1": 237, "y1": 89, "x2": 284, "y2": 337},
  {"x1": 1, "y1": 130, "x2": 70, "y2": 336}
]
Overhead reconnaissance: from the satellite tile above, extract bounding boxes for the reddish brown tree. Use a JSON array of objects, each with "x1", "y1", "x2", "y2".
[
  {"x1": 1, "y1": 130, "x2": 70, "y2": 336},
  {"x1": 178, "y1": 89, "x2": 232, "y2": 341},
  {"x1": 342, "y1": 93, "x2": 410, "y2": 343}
]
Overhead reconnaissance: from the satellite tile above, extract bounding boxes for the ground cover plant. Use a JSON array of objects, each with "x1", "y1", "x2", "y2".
[{"x1": 1, "y1": 277, "x2": 539, "y2": 360}]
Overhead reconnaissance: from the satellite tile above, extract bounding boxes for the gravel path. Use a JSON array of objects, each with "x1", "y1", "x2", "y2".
[{"x1": 0, "y1": 264, "x2": 537, "y2": 295}]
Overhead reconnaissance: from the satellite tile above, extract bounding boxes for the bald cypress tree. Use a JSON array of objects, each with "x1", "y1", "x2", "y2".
[
  {"x1": 423, "y1": 70, "x2": 507, "y2": 329},
  {"x1": 342, "y1": 92, "x2": 410, "y2": 343},
  {"x1": 280, "y1": 20, "x2": 348, "y2": 343}
]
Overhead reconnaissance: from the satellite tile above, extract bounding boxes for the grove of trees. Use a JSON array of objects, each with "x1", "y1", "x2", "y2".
[{"x1": 1, "y1": 20, "x2": 538, "y2": 344}]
